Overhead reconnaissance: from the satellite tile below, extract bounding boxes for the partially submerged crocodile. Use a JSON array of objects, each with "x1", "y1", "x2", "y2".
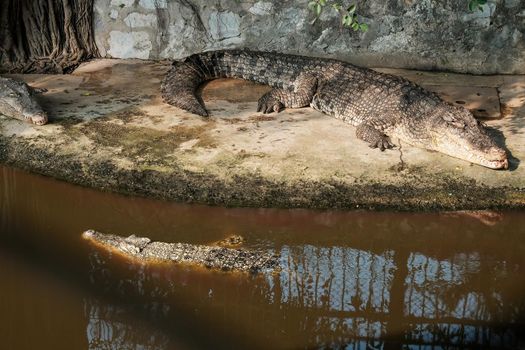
[
  {"x1": 0, "y1": 77, "x2": 48, "y2": 125},
  {"x1": 82, "y1": 230, "x2": 280, "y2": 273},
  {"x1": 161, "y1": 50, "x2": 508, "y2": 169}
]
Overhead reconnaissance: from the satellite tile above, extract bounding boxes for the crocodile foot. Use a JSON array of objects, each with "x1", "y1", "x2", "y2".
[
  {"x1": 368, "y1": 135, "x2": 395, "y2": 151},
  {"x1": 257, "y1": 92, "x2": 284, "y2": 114},
  {"x1": 356, "y1": 123, "x2": 395, "y2": 151}
]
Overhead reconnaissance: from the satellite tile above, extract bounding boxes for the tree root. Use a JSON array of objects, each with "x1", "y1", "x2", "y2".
[{"x1": 0, "y1": 0, "x2": 99, "y2": 74}]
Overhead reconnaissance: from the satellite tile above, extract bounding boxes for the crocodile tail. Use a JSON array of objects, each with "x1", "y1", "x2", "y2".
[
  {"x1": 161, "y1": 50, "x2": 306, "y2": 116},
  {"x1": 161, "y1": 54, "x2": 213, "y2": 117}
]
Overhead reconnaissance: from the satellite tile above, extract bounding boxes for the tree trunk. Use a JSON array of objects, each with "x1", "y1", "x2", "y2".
[{"x1": 0, "y1": 0, "x2": 99, "y2": 74}]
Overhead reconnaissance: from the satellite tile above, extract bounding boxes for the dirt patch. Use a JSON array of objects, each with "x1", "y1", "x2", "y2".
[
  {"x1": 221, "y1": 117, "x2": 243, "y2": 124},
  {"x1": 107, "y1": 106, "x2": 148, "y2": 123},
  {"x1": 249, "y1": 115, "x2": 276, "y2": 122},
  {"x1": 501, "y1": 103, "x2": 513, "y2": 119},
  {"x1": 170, "y1": 123, "x2": 217, "y2": 148},
  {"x1": 58, "y1": 117, "x2": 217, "y2": 161},
  {"x1": 55, "y1": 116, "x2": 84, "y2": 127},
  {"x1": 201, "y1": 79, "x2": 271, "y2": 103}
]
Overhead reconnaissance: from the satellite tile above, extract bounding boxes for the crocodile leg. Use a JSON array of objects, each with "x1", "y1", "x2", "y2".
[
  {"x1": 257, "y1": 75, "x2": 317, "y2": 114},
  {"x1": 356, "y1": 123, "x2": 395, "y2": 151}
]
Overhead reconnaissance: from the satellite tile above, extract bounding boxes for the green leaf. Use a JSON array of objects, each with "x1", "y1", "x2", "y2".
[
  {"x1": 468, "y1": 0, "x2": 477, "y2": 12},
  {"x1": 316, "y1": 3, "x2": 322, "y2": 16},
  {"x1": 332, "y1": 3, "x2": 342, "y2": 10},
  {"x1": 478, "y1": 0, "x2": 487, "y2": 4},
  {"x1": 352, "y1": 22, "x2": 359, "y2": 31},
  {"x1": 308, "y1": 1, "x2": 317, "y2": 10},
  {"x1": 319, "y1": 0, "x2": 327, "y2": 6},
  {"x1": 359, "y1": 23, "x2": 368, "y2": 32},
  {"x1": 342, "y1": 14, "x2": 352, "y2": 26},
  {"x1": 347, "y1": 4, "x2": 356, "y2": 14}
]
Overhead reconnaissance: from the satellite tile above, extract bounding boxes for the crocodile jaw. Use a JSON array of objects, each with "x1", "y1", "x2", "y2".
[
  {"x1": 24, "y1": 111, "x2": 48, "y2": 125},
  {"x1": 430, "y1": 131, "x2": 508, "y2": 170},
  {"x1": 473, "y1": 148, "x2": 508, "y2": 169},
  {"x1": 446, "y1": 144, "x2": 508, "y2": 170}
]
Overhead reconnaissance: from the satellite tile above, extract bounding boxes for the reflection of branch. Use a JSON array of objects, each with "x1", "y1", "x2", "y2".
[
  {"x1": 441, "y1": 210, "x2": 504, "y2": 226},
  {"x1": 340, "y1": 248, "x2": 347, "y2": 311}
]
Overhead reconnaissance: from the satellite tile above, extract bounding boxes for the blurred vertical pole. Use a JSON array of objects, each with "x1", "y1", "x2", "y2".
[{"x1": 383, "y1": 249, "x2": 409, "y2": 350}]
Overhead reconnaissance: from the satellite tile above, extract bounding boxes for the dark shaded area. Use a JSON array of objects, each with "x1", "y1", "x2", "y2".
[
  {"x1": 0, "y1": 0, "x2": 99, "y2": 73},
  {"x1": 486, "y1": 125, "x2": 520, "y2": 171}
]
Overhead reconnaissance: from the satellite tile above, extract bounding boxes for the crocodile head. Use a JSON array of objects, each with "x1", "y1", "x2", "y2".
[
  {"x1": 0, "y1": 78, "x2": 48, "y2": 125},
  {"x1": 425, "y1": 104, "x2": 508, "y2": 169}
]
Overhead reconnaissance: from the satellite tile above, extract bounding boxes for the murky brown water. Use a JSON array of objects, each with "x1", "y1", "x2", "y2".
[{"x1": 1, "y1": 165, "x2": 524, "y2": 349}]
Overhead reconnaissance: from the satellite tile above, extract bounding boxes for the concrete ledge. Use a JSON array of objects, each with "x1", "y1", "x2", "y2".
[{"x1": 1, "y1": 59, "x2": 524, "y2": 210}]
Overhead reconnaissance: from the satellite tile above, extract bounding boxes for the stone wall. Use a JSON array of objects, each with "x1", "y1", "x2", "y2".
[{"x1": 93, "y1": 0, "x2": 525, "y2": 74}]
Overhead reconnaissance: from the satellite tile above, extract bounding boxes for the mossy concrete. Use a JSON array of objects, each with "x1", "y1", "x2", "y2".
[{"x1": 0, "y1": 59, "x2": 524, "y2": 210}]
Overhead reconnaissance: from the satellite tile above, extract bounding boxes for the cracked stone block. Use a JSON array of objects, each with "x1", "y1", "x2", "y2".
[
  {"x1": 110, "y1": 0, "x2": 134, "y2": 8},
  {"x1": 139, "y1": 0, "x2": 167, "y2": 9},
  {"x1": 208, "y1": 11, "x2": 241, "y2": 41},
  {"x1": 249, "y1": 2, "x2": 274, "y2": 16},
  {"x1": 107, "y1": 31, "x2": 152, "y2": 59},
  {"x1": 500, "y1": 78, "x2": 525, "y2": 110},
  {"x1": 159, "y1": 23, "x2": 201, "y2": 59},
  {"x1": 124, "y1": 13, "x2": 157, "y2": 28},
  {"x1": 369, "y1": 32, "x2": 410, "y2": 52},
  {"x1": 424, "y1": 85, "x2": 501, "y2": 119},
  {"x1": 461, "y1": 3, "x2": 496, "y2": 27},
  {"x1": 504, "y1": 0, "x2": 522, "y2": 7}
]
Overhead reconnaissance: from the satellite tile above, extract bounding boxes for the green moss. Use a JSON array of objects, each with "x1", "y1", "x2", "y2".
[{"x1": 76, "y1": 119, "x2": 216, "y2": 159}]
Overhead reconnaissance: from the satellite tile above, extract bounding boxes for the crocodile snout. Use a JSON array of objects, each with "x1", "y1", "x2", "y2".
[
  {"x1": 487, "y1": 146, "x2": 508, "y2": 170},
  {"x1": 30, "y1": 113, "x2": 48, "y2": 126}
]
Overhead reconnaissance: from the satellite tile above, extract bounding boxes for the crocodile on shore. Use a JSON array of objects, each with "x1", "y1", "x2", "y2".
[
  {"x1": 82, "y1": 230, "x2": 280, "y2": 273},
  {"x1": 161, "y1": 50, "x2": 508, "y2": 170},
  {"x1": 0, "y1": 77, "x2": 48, "y2": 125}
]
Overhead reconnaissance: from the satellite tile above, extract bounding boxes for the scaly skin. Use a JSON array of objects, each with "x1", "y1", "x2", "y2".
[
  {"x1": 82, "y1": 230, "x2": 280, "y2": 273},
  {"x1": 0, "y1": 77, "x2": 48, "y2": 125},
  {"x1": 161, "y1": 50, "x2": 508, "y2": 170}
]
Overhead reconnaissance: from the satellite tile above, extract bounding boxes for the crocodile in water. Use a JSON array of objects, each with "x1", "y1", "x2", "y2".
[{"x1": 82, "y1": 230, "x2": 280, "y2": 273}]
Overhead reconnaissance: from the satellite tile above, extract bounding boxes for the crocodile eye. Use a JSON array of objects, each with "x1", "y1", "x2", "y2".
[
  {"x1": 476, "y1": 119, "x2": 487, "y2": 128},
  {"x1": 447, "y1": 120, "x2": 466, "y2": 129}
]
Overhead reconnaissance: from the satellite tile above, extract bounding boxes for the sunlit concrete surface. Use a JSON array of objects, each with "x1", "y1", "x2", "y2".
[{"x1": 0, "y1": 59, "x2": 523, "y2": 210}]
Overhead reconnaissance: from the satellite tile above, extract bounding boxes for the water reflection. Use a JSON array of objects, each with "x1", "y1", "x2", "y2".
[
  {"x1": 84, "y1": 241, "x2": 525, "y2": 349},
  {"x1": 1, "y1": 165, "x2": 524, "y2": 349},
  {"x1": 84, "y1": 251, "x2": 173, "y2": 350},
  {"x1": 85, "y1": 298, "x2": 171, "y2": 350}
]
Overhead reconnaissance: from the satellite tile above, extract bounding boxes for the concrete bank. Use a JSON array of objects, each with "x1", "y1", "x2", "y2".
[{"x1": 0, "y1": 59, "x2": 524, "y2": 210}]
